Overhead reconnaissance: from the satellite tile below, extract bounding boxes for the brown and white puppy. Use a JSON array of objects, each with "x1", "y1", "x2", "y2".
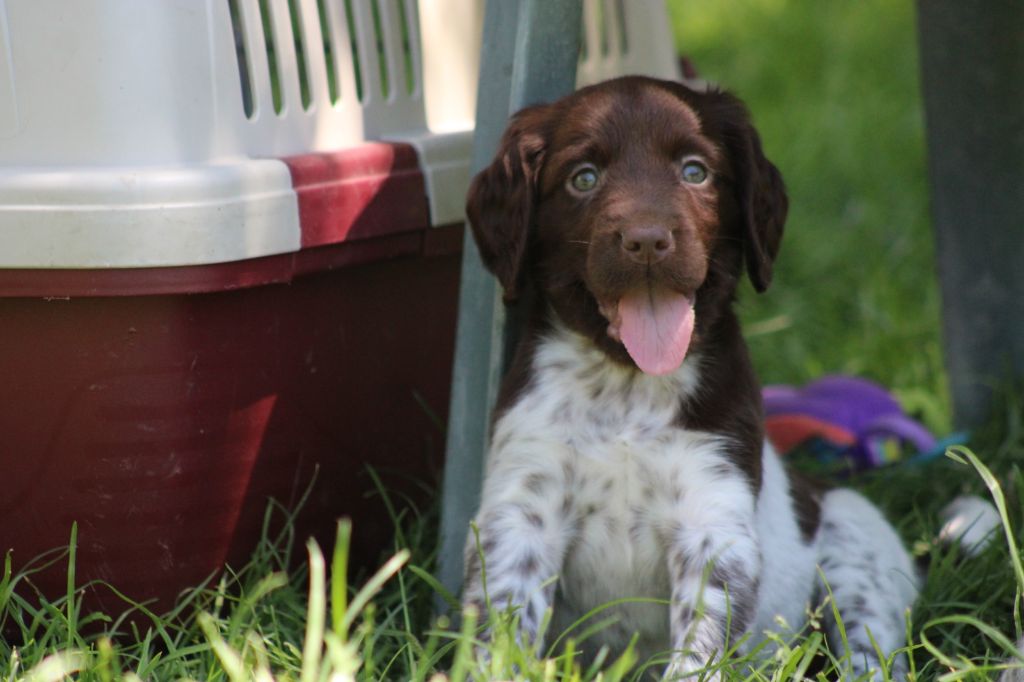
[{"x1": 461, "y1": 76, "x2": 918, "y2": 679}]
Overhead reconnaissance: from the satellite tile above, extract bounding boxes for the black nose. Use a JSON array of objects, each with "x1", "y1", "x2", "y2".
[{"x1": 620, "y1": 226, "x2": 675, "y2": 262}]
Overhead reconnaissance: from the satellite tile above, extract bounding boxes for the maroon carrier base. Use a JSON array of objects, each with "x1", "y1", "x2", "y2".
[{"x1": 0, "y1": 143, "x2": 461, "y2": 612}]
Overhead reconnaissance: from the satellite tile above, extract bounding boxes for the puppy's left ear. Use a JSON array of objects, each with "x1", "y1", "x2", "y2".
[{"x1": 714, "y1": 93, "x2": 788, "y2": 292}]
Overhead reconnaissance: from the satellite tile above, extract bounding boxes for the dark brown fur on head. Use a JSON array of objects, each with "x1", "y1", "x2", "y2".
[{"x1": 465, "y1": 75, "x2": 788, "y2": 370}]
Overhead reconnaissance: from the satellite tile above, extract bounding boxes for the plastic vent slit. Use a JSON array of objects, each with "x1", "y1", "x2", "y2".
[
  {"x1": 288, "y1": 0, "x2": 313, "y2": 110},
  {"x1": 396, "y1": 0, "x2": 415, "y2": 95},
  {"x1": 317, "y1": 0, "x2": 340, "y2": 104},
  {"x1": 343, "y1": 0, "x2": 363, "y2": 101},
  {"x1": 369, "y1": 0, "x2": 389, "y2": 98},
  {"x1": 227, "y1": 0, "x2": 255, "y2": 118},
  {"x1": 257, "y1": 0, "x2": 284, "y2": 113},
  {"x1": 615, "y1": 0, "x2": 628, "y2": 53}
]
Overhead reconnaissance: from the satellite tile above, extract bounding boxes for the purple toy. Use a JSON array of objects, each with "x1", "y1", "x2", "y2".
[{"x1": 763, "y1": 375, "x2": 938, "y2": 469}]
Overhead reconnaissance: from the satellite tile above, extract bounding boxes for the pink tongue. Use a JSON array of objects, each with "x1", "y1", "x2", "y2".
[{"x1": 618, "y1": 288, "x2": 695, "y2": 375}]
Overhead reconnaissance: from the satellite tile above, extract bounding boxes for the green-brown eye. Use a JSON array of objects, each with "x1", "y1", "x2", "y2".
[
  {"x1": 569, "y1": 165, "x2": 600, "y2": 193},
  {"x1": 681, "y1": 159, "x2": 709, "y2": 184}
]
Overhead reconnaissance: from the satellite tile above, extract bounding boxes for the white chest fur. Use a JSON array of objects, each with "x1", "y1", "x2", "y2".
[
  {"x1": 474, "y1": 327, "x2": 816, "y2": 658},
  {"x1": 466, "y1": 327, "x2": 919, "y2": 677}
]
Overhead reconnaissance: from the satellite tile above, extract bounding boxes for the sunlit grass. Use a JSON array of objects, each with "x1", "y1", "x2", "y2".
[{"x1": 2, "y1": 429, "x2": 1024, "y2": 680}]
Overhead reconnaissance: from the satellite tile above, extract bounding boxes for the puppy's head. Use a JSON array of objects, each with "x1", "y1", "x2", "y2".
[{"x1": 466, "y1": 76, "x2": 787, "y2": 375}]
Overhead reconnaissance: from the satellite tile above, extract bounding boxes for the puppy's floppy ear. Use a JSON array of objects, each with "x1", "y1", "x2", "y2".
[
  {"x1": 712, "y1": 92, "x2": 788, "y2": 292},
  {"x1": 465, "y1": 105, "x2": 550, "y2": 302}
]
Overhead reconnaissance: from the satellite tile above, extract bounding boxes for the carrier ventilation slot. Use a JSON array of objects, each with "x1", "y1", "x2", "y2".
[
  {"x1": 288, "y1": 0, "x2": 314, "y2": 110},
  {"x1": 223, "y1": 0, "x2": 428, "y2": 114},
  {"x1": 596, "y1": 0, "x2": 609, "y2": 56},
  {"x1": 396, "y1": 0, "x2": 417, "y2": 95},
  {"x1": 580, "y1": 0, "x2": 630, "y2": 62},
  {"x1": 343, "y1": 0, "x2": 364, "y2": 101},
  {"x1": 614, "y1": 0, "x2": 628, "y2": 53},
  {"x1": 317, "y1": 0, "x2": 341, "y2": 104},
  {"x1": 228, "y1": 0, "x2": 256, "y2": 118},
  {"x1": 369, "y1": 0, "x2": 390, "y2": 97},
  {"x1": 256, "y1": 0, "x2": 284, "y2": 113}
]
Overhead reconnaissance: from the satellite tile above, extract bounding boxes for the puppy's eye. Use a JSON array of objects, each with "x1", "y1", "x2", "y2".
[
  {"x1": 680, "y1": 159, "x2": 709, "y2": 185},
  {"x1": 569, "y1": 166, "x2": 600, "y2": 193}
]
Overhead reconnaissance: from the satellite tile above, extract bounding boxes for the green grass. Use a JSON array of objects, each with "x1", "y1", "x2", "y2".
[
  {"x1": 3, "y1": 1, "x2": 1022, "y2": 680},
  {"x1": 2, "y1": 439, "x2": 1024, "y2": 680}
]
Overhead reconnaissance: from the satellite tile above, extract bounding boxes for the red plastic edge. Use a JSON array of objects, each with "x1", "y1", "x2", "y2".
[
  {"x1": 284, "y1": 142, "x2": 431, "y2": 248},
  {"x1": 0, "y1": 143, "x2": 449, "y2": 298}
]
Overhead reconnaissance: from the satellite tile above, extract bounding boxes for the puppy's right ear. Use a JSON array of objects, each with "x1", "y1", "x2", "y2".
[{"x1": 465, "y1": 105, "x2": 550, "y2": 302}]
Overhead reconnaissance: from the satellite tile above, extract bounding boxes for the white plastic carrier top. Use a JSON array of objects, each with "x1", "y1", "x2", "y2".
[{"x1": 0, "y1": 0, "x2": 679, "y2": 269}]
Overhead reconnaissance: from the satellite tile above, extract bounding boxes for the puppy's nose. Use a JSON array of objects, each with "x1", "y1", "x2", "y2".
[{"x1": 620, "y1": 225, "x2": 674, "y2": 262}]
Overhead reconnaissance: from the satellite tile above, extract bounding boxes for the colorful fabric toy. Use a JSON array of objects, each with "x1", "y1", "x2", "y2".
[{"x1": 763, "y1": 375, "x2": 957, "y2": 471}]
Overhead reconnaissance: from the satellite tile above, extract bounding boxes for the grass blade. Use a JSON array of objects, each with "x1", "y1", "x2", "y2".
[
  {"x1": 332, "y1": 519, "x2": 352, "y2": 638},
  {"x1": 197, "y1": 611, "x2": 246, "y2": 682},
  {"x1": 65, "y1": 523, "x2": 78, "y2": 651},
  {"x1": 340, "y1": 549, "x2": 410, "y2": 639},
  {"x1": 301, "y1": 539, "x2": 327, "y2": 682}
]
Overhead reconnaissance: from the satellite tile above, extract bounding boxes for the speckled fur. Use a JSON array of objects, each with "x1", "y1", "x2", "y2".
[
  {"x1": 460, "y1": 77, "x2": 919, "y2": 679},
  {"x1": 462, "y1": 324, "x2": 918, "y2": 678}
]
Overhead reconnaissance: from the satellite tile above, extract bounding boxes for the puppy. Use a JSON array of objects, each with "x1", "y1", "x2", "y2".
[{"x1": 460, "y1": 76, "x2": 919, "y2": 679}]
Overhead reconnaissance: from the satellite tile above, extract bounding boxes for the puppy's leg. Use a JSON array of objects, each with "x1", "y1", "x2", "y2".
[
  {"x1": 461, "y1": 462, "x2": 574, "y2": 645},
  {"x1": 663, "y1": 516, "x2": 761, "y2": 680},
  {"x1": 816, "y1": 489, "x2": 919, "y2": 678}
]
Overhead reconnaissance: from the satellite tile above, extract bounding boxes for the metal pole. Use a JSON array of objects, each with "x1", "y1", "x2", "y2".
[
  {"x1": 916, "y1": 2, "x2": 1024, "y2": 428},
  {"x1": 437, "y1": 0, "x2": 582, "y2": 608}
]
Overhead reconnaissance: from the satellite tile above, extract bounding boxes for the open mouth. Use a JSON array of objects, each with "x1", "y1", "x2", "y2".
[{"x1": 599, "y1": 285, "x2": 696, "y2": 376}]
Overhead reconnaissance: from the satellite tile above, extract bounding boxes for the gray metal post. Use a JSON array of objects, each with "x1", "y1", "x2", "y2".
[
  {"x1": 437, "y1": 0, "x2": 582, "y2": 606},
  {"x1": 916, "y1": 3, "x2": 1024, "y2": 428}
]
